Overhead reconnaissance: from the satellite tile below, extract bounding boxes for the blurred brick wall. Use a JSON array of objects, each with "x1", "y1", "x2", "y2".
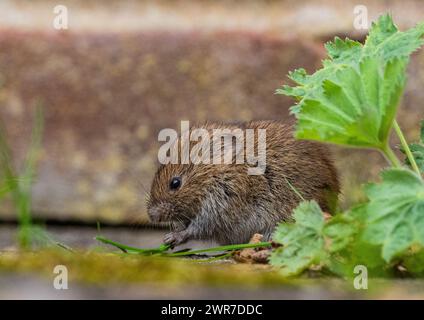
[
  {"x1": 0, "y1": 0, "x2": 423, "y2": 223},
  {"x1": 0, "y1": 30, "x2": 322, "y2": 223}
]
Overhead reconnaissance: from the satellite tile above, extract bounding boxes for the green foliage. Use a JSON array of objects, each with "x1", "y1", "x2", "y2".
[
  {"x1": 269, "y1": 201, "x2": 327, "y2": 276},
  {"x1": 403, "y1": 120, "x2": 424, "y2": 173},
  {"x1": 277, "y1": 15, "x2": 424, "y2": 154},
  {"x1": 272, "y1": 14, "x2": 424, "y2": 277},
  {"x1": 270, "y1": 200, "x2": 397, "y2": 277},
  {"x1": 363, "y1": 169, "x2": 424, "y2": 262},
  {"x1": 0, "y1": 105, "x2": 50, "y2": 249}
]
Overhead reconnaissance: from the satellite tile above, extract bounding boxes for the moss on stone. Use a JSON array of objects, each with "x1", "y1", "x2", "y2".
[{"x1": 0, "y1": 249, "x2": 298, "y2": 287}]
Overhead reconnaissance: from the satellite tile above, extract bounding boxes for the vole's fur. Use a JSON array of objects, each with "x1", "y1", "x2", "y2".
[{"x1": 147, "y1": 120, "x2": 339, "y2": 246}]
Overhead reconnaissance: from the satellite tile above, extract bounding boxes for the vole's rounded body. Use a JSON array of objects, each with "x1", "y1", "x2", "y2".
[{"x1": 148, "y1": 120, "x2": 339, "y2": 246}]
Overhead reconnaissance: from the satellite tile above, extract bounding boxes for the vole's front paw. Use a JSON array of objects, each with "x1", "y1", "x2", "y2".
[{"x1": 164, "y1": 231, "x2": 188, "y2": 247}]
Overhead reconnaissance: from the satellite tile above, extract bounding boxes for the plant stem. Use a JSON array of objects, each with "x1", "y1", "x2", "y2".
[
  {"x1": 96, "y1": 236, "x2": 171, "y2": 254},
  {"x1": 382, "y1": 143, "x2": 401, "y2": 168},
  {"x1": 393, "y1": 120, "x2": 421, "y2": 176},
  {"x1": 165, "y1": 242, "x2": 272, "y2": 257},
  {"x1": 96, "y1": 235, "x2": 272, "y2": 257}
]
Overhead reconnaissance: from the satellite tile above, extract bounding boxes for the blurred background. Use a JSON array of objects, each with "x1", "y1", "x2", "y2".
[
  {"x1": 0, "y1": 0, "x2": 424, "y2": 300},
  {"x1": 0, "y1": 0, "x2": 423, "y2": 246}
]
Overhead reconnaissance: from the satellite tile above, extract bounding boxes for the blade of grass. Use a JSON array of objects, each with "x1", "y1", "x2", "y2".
[
  {"x1": 165, "y1": 242, "x2": 272, "y2": 257},
  {"x1": 0, "y1": 105, "x2": 45, "y2": 248},
  {"x1": 0, "y1": 117, "x2": 18, "y2": 194},
  {"x1": 284, "y1": 177, "x2": 305, "y2": 201},
  {"x1": 95, "y1": 235, "x2": 272, "y2": 257},
  {"x1": 95, "y1": 236, "x2": 171, "y2": 254},
  {"x1": 393, "y1": 120, "x2": 421, "y2": 177},
  {"x1": 0, "y1": 115, "x2": 26, "y2": 245},
  {"x1": 16, "y1": 105, "x2": 44, "y2": 248},
  {"x1": 0, "y1": 181, "x2": 14, "y2": 199},
  {"x1": 19, "y1": 106, "x2": 44, "y2": 219}
]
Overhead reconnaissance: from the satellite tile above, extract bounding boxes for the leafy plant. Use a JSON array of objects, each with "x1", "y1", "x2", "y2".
[
  {"x1": 363, "y1": 168, "x2": 424, "y2": 262},
  {"x1": 272, "y1": 14, "x2": 424, "y2": 277},
  {"x1": 277, "y1": 14, "x2": 424, "y2": 172},
  {"x1": 269, "y1": 201, "x2": 327, "y2": 276}
]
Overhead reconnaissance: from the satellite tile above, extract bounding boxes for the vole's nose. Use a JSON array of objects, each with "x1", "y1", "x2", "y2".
[
  {"x1": 147, "y1": 206, "x2": 160, "y2": 222},
  {"x1": 148, "y1": 202, "x2": 174, "y2": 223},
  {"x1": 147, "y1": 206, "x2": 162, "y2": 223}
]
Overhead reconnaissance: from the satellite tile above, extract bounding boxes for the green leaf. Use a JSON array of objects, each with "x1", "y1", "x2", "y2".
[
  {"x1": 269, "y1": 201, "x2": 327, "y2": 276},
  {"x1": 363, "y1": 15, "x2": 424, "y2": 59},
  {"x1": 323, "y1": 214, "x2": 357, "y2": 253},
  {"x1": 362, "y1": 168, "x2": 424, "y2": 262},
  {"x1": 266, "y1": 201, "x2": 395, "y2": 277},
  {"x1": 325, "y1": 37, "x2": 362, "y2": 62},
  {"x1": 277, "y1": 15, "x2": 424, "y2": 150},
  {"x1": 402, "y1": 249, "x2": 424, "y2": 274},
  {"x1": 293, "y1": 58, "x2": 406, "y2": 148}
]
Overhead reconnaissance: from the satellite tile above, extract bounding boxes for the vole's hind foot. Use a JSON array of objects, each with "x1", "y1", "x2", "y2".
[{"x1": 164, "y1": 230, "x2": 189, "y2": 247}]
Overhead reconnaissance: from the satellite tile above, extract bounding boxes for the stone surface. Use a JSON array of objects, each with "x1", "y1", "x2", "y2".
[
  {"x1": 0, "y1": 239, "x2": 423, "y2": 299},
  {"x1": 0, "y1": 274, "x2": 358, "y2": 299}
]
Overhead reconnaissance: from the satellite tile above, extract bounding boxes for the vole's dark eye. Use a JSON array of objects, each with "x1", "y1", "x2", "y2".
[{"x1": 169, "y1": 177, "x2": 182, "y2": 190}]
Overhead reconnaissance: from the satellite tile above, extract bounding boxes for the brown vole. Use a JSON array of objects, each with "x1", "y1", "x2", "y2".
[{"x1": 147, "y1": 120, "x2": 339, "y2": 246}]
